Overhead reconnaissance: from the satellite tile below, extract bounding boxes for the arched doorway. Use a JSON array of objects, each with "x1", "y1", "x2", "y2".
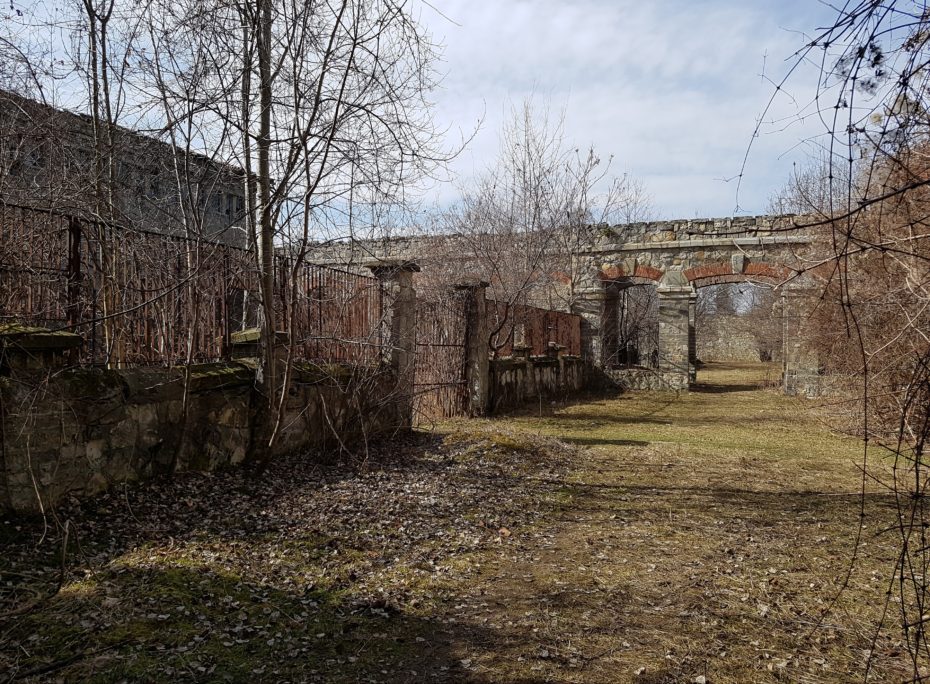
[{"x1": 691, "y1": 279, "x2": 783, "y2": 384}]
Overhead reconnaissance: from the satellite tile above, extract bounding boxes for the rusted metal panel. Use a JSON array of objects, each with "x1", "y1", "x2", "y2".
[
  {"x1": 1, "y1": 203, "x2": 385, "y2": 367},
  {"x1": 275, "y1": 258, "x2": 384, "y2": 365},
  {"x1": 489, "y1": 300, "x2": 582, "y2": 357},
  {"x1": 412, "y1": 289, "x2": 470, "y2": 423}
]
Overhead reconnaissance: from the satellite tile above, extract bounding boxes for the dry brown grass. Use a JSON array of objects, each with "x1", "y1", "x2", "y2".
[{"x1": 443, "y1": 362, "x2": 906, "y2": 683}]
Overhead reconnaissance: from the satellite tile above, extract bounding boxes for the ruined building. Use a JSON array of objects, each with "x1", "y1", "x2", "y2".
[{"x1": 0, "y1": 89, "x2": 249, "y2": 248}]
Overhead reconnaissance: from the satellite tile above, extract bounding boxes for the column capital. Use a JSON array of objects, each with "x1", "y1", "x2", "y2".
[{"x1": 453, "y1": 278, "x2": 490, "y2": 290}]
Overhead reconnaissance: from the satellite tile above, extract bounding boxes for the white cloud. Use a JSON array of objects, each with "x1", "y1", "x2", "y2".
[{"x1": 420, "y1": 0, "x2": 840, "y2": 219}]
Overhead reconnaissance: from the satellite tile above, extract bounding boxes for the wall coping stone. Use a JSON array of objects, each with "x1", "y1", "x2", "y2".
[
  {"x1": 230, "y1": 328, "x2": 289, "y2": 345},
  {"x1": 585, "y1": 235, "x2": 811, "y2": 254},
  {"x1": 364, "y1": 259, "x2": 421, "y2": 275},
  {"x1": 0, "y1": 324, "x2": 83, "y2": 351},
  {"x1": 0, "y1": 324, "x2": 83, "y2": 370}
]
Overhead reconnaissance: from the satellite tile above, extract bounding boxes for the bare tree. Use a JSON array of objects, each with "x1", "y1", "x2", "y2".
[
  {"x1": 1, "y1": 0, "x2": 449, "y2": 462},
  {"x1": 201, "y1": 0, "x2": 447, "y2": 456},
  {"x1": 423, "y1": 99, "x2": 650, "y2": 356},
  {"x1": 765, "y1": 2, "x2": 930, "y2": 673},
  {"x1": 614, "y1": 284, "x2": 658, "y2": 367},
  {"x1": 694, "y1": 283, "x2": 782, "y2": 364}
]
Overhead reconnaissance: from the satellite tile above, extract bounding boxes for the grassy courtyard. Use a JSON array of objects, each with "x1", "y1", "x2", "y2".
[{"x1": 0, "y1": 363, "x2": 908, "y2": 682}]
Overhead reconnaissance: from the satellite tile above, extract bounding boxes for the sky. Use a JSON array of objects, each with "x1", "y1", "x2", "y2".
[{"x1": 418, "y1": 0, "x2": 843, "y2": 220}]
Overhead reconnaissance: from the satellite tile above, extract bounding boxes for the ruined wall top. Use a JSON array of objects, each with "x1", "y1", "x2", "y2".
[
  {"x1": 594, "y1": 214, "x2": 804, "y2": 246},
  {"x1": 304, "y1": 214, "x2": 812, "y2": 270}
]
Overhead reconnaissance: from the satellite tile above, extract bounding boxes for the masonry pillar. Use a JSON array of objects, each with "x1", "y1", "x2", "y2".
[
  {"x1": 688, "y1": 291, "x2": 698, "y2": 383},
  {"x1": 367, "y1": 260, "x2": 420, "y2": 429},
  {"x1": 0, "y1": 325, "x2": 83, "y2": 373},
  {"x1": 573, "y1": 279, "x2": 618, "y2": 374},
  {"x1": 656, "y1": 270, "x2": 692, "y2": 390},
  {"x1": 782, "y1": 285, "x2": 820, "y2": 397},
  {"x1": 602, "y1": 282, "x2": 619, "y2": 368},
  {"x1": 456, "y1": 280, "x2": 490, "y2": 416}
]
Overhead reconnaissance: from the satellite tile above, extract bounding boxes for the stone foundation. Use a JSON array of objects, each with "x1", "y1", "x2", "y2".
[{"x1": 605, "y1": 367, "x2": 690, "y2": 391}]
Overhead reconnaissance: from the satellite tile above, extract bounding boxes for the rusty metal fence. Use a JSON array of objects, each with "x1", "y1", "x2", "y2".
[
  {"x1": 412, "y1": 289, "x2": 471, "y2": 423},
  {"x1": 2, "y1": 203, "x2": 585, "y2": 409},
  {"x1": 488, "y1": 300, "x2": 582, "y2": 357},
  {"x1": 275, "y1": 259, "x2": 383, "y2": 365},
  {"x1": 0, "y1": 203, "x2": 383, "y2": 366},
  {"x1": 412, "y1": 289, "x2": 585, "y2": 422}
]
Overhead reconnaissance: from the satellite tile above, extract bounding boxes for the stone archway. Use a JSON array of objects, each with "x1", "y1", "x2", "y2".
[
  {"x1": 311, "y1": 213, "x2": 823, "y2": 395},
  {"x1": 573, "y1": 215, "x2": 820, "y2": 394}
]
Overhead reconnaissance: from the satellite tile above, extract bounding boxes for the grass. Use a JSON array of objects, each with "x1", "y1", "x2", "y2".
[
  {"x1": 436, "y1": 362, "x2": 907, "y2": 682},
  {"x1": 0, "y1": 362, "x2": 913, "y2": 682}
]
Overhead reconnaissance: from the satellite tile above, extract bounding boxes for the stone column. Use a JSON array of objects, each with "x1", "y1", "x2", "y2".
[
  {"x1": 367, "y1": 260, "x2": 420, "y2": 428},
  {"x1": 781, "y1": 286, "x2": 820, "y2": 397},
  {"x1": 455, "y1": 280, "x2": 490, "y2": 416},
  {"x1": 688, "y1": 292, "x2": 698, "y2": 383},
  {"x1": 656, "y1": 270, "x2": 692, "y2": 390},
  {"x1": 602, "y1": 282, "x2": 619, "y2": 369},
  {"x1": 573, "y1": 279, "x2": 618, "y2": 371}
]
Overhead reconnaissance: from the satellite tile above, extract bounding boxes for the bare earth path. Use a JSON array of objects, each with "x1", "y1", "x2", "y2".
[{"x1": 0, "y1": 363, "x2": 909, "y2": 682}]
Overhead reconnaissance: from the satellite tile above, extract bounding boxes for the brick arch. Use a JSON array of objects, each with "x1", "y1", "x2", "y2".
[
  {"x1": 683, "y1": 262, "x2": 734, "y2": 282},
  {"x1": 745, "y1": 263, "x2": 792, "y2": 280},
  {"x1": 684, "y1": 261, "x2": 791, "y2": 287},
  {"x1": 690, "y1": 274, "x2": 781, "y2": 288}
]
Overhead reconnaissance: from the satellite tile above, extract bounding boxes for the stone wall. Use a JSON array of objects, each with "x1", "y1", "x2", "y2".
[
  {"x1": 308, "y1": 216, "x2": 821, "y2": 396},
  {"x1": 696, "y1": 313, "x2": 783, "y2": 363},
  {"x1": 0, "y1": 362, "x2": 401, "y2": 515},
  {"x1": 697, "y1": 328, "x2": 762, "y2": 362},
  {"x1": 309, "y1": 216, "x2": 809, "y2": 267},
  {"x1": 595, "y1": 215, "x2": 797, "y2": 244},
  {"x1": 489, "y1": 355, "x2": 585, "y2": 413},
  {"x1": 581, "y1": 221, "x2": 811, "y2": 290},
  {"x1": 604, "y1": 368, "x2": 690, "y2": 391}
]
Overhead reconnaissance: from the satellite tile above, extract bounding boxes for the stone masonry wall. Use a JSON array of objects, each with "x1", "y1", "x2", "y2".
[
  {"x1": 580, "y1": 216, "x2": 810, "y2": 289},
  {"x1": 604, "y1": 368, "x2": 690, "y2": 391},
  {"x1": 490, "y1": 355, "x2": 585, "y2": 413},
  {"x1": 697, "y1": 327, "x2": 762, "y2": 362},
  {"x1": 308, "y1": 216, "x2": 807, "y2": 267},
  {"x1": 0, "y1": 363, "x2": 401, "y2": 515},
  {"x1": 595, "y1": 215, "x2": 798, "y2": 243},
  {"x1": 696, "y1": 313, "x2": 782, "y2": 363}
]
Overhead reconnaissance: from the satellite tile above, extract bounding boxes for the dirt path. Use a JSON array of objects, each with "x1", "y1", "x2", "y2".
[{"x1": 0, "y1": 363, "x2": 910, "y2": 682}]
